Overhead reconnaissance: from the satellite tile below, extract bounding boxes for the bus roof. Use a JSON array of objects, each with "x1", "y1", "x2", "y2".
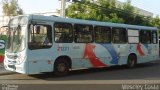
[{"x1": 27, "y1": 14, "x2": 158, "y2": 31}]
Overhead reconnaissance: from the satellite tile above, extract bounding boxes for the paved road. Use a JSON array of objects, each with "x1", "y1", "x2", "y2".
[
  {"x1": 0, "y1": 60, "x2": 160, "y2": 90},
  {"x1": 0, "y1": 63, "x2": 15, "y2": 75}
]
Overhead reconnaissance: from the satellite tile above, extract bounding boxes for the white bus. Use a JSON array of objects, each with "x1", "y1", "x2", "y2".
[{"x1": 4, "y1": 15, "x2": 159, "y2": 76}]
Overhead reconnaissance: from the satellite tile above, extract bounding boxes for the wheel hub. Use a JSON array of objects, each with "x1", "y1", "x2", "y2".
[{"x1": 57, "y1": 63, "x2": 66, "y2": 72}]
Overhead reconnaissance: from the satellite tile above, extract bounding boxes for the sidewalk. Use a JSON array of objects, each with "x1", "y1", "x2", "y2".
[{"x1": 0, "y1": 63, "x2": 16, "y2": 75}]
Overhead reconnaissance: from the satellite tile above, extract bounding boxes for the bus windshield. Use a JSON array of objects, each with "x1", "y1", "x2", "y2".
[{"x1": 6, "y1": 16, "x2": 27, "y2": 53}]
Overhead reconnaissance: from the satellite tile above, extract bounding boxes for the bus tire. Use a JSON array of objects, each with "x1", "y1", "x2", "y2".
[
  {"x1": 127, "y1": 54, "x2": 137, "y2": 68},
  {"x1": 54, "y1": 58, "x2": 69, "y2": 76}
]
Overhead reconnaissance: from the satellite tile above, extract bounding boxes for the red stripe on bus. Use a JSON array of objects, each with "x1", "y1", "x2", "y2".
[
  {"x1": 83, "y1": 44, "x2": 107, "y2": 67},
  {"x1": 137, "y1": 43, "x2": 145, "y2": 56}
]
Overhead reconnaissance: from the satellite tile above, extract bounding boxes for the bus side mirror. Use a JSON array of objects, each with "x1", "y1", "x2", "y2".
[{"x1": 17, "y1": 25, "x2": 21, "y2": 30}]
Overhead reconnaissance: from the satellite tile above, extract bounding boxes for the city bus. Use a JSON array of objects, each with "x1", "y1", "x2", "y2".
[{"x1": 3, "y1": 14, "x2": 159, "y2": 76}]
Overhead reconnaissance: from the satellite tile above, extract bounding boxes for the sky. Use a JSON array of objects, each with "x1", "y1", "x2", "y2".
[
  {"x1": 0, "y1": 0, "x2": 160, "y2": 17},
  {"x1": 119, "y1": 0, "x2": 160, "y2": 17}
]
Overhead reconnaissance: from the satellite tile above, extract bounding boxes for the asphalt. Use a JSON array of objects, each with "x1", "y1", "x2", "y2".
[{"x1": 0, "y1": 63, "x2": 16, "y2": 75}]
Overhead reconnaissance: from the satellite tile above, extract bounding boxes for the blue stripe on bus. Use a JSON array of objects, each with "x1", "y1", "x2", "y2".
[
  {"x1": 101, "y1": 44, "x2": 118, "y2": 64},
  {"x1": 143, "y1": 44, "x2": 148, "y2": 49}
]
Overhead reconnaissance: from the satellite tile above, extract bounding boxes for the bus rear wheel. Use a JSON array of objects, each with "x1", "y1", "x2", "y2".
[
  {"x1": 54, "y1": 59, "x2": 69, "y2": 76},
  {"x1": 127, "y1": 55, "x2": 137, "y2": 68}
]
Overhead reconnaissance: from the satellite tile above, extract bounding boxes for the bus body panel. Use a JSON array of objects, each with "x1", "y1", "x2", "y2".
[
  {"x1": 4, "y1": 14, "x2": 159, "y2": 74},
  {"x1": 27, "y1": 49, "x2": 54, "y2": 74}
]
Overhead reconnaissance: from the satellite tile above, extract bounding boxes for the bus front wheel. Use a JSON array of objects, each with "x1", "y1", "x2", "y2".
[
  {"x1": 54, "y1": 58, "x2": 69, "y2": 76},
  {"x1": 127, "y1": 54, "x2": 137, "y2": 68}
]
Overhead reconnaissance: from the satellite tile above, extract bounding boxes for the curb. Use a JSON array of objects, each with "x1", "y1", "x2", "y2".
[{"x1": 0, "y1": 71, "x2": 16, "y2": 75}]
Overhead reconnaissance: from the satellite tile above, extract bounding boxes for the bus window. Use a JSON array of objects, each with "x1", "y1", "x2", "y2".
[
  {"x1": 95, "y1": 26, "x2": 111, "y2": 43},
  {"x1": 74, "y1": 24, "x2": 93, "y2": 43},
  {"x1": 140, "y1": 30, "x2": 151, "y2": 44},
  {"x1": 128, "y1": 29, "x2": 139, "y2": 43},
  {"x1": 28, "y1": 24, "x2": 52, "y2": 50},
  {"x1": 152, "y1": 31, "x2": 157, "y2": 44},
  {"x1": 54, "y1": 22, "x2": 73, "y2": 43},
  {"x1": 112, "y1": 28, "x2": 127, "y2": 43}
]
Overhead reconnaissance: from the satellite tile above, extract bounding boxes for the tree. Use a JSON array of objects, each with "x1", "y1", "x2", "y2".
[
  {"x1": 119, "y1": 0, "x2": 135, "y2": 24},
  {"x1": 150, "y1": 16, "x2": 160, "y2": 35},
  {"x1": 66, "y1": 0, "x2": 154, "y2": 26},
  {"x1": 2, "y1": 0, "x2": 23, "y2": 16},
  {"x1": 66, "y1": 0, "x2": 124, "y2": 23}
]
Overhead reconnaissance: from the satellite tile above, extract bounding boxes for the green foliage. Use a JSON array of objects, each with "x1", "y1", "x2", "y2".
[
  {"x1": 66, "y1": 0, "x2": 153, "y2": 26},
  {"x1": 122, "y1": 0, "x2": 134, "y2": 13},
  {"x1": 150, "y1": 16, "x2": 160, "y2": 35},
  {"x1": 66, "y1": 0, "x2": 160, "y2": 35},
  {"x1": 66, "y1": 0, "x2": 124, "y2": 23},
  {"x1": 2, "y1": 0, "x2": 24, "y2": 16}
]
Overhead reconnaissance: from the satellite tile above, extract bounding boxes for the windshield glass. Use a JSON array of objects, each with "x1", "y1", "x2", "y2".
[{"x1": 6, "y1": 16, "x2": 27, "y2": 53}]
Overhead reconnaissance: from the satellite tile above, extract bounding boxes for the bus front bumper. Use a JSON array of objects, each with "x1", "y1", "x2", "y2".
[{"x1": 4, "y1": 61, "x2": 27, "y2": 74}]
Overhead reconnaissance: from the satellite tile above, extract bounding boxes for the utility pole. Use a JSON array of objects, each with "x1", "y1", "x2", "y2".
[{"x1": 61, "y1": 0, "x2": 66, "y2": 17}]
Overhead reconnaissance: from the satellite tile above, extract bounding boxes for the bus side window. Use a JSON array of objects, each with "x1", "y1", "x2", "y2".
[
  {"x1": 74, "y1": 24, "x2": 93, "y2": 43},
  {"x1": 28, "y1": 24, "x2": 52, "y2": 50},
  {"x1": 112, "y1": 28, "x2": 127, "y2": 43},
  {"x1": 95, "y1": 26, "x2": 111, "y2": 43},
  {"x1": 54, "y1": 22, "x2": 73, "y2": 43},
  {"x1": 140, "y1": 30, "x2": 151, "y2": 44},
  {"x1": 152, "y1": 31, "x2": 157, "y2": 44}
]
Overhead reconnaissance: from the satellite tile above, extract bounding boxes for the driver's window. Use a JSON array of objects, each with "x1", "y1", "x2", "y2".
[{"x1": 28, "y1": 24, "x2": 52, "y2": 50}]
